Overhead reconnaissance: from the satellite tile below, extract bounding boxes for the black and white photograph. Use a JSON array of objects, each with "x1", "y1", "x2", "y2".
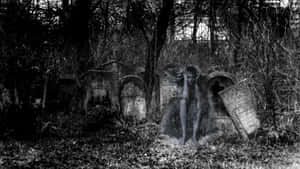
[{"x1": 0, "y1": 0, "x2": 299, "y2": 168}]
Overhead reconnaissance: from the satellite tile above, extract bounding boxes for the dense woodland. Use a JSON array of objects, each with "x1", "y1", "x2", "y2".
[{"x1": 0, "y1": 0, "x2": 300, "y2": 168}]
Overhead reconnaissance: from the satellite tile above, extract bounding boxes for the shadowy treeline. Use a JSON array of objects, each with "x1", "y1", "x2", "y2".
[{"x1": 0, "y1": 0, "x2": 298, "y2": 143}]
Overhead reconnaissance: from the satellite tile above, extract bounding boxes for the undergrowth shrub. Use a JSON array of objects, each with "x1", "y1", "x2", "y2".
[{"x1": 223, "y1": 22, "x2": 300, "y2": 144}]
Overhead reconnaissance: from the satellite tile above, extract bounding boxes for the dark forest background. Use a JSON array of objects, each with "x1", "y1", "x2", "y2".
[
  {"x1": 1, "y1": 0, "x2": 300, "y2": 168},
  {"x1": 0, "y1": 0, "x2": 299, "y2": 144}
]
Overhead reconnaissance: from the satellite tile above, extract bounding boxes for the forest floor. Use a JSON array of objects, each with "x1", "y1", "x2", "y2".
[{"x1": 0, "y1": 116, "x2": 299, "y2": 169}]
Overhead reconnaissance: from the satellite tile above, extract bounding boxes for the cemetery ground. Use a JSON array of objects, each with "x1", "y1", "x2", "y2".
[{"x1": 0, "y1": 112, "x2": 299, "y2": 169}]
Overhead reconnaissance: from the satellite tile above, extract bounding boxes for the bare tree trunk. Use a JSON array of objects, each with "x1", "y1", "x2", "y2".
[
  {"x1": 63, "y1": 0, "x2": 92, "y2": 112},
  {"x1": 64, "y1": 0, "x2": 91, "y2": 74},
  {"x1": 169, "y1": 6, "x2": 175, "y2": 42},
  {"x1": 102, "y1": 0, "x2": 110, "y2": 50},
  {"x1": 209, "y1": 0, "x2": 217, "y2": 59},
  {"x1": 42, "y1": 75, "x2": 48, "y2": 109},
  {"x1": 259, "y1": 0, "x2": 264, "y2": 20},
  {"x1": 144, "y1": 43, "x2": 156, "y2": 114},
  {"x1": 234, "y1": 0, "x2": 243, "y2": 67},
  {"x1": 192, "y1": 0, "x2": 200, "y2": 44},
  {"x1": 144, "y1": 0, "x2": 174, "y2": 115},
  {"x1": 62, "y1": 0, "x2": 70, "y2": 28}
]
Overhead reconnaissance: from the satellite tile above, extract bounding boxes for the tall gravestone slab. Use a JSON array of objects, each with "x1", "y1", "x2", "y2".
[{"x1": 160, "y1": 77, "x2": 179, "y2": 112}]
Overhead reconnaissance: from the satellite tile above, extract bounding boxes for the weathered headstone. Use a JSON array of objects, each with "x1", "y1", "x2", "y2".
[
  {"x1": 83, "y1": 71, "x2": 120, "y2": 113},
  {"x1": 0, "y1": 84, "x2": 11, "y2": 112},
  {"x1": 219, "y1": 79, "x2": 260, "y2": 139},
  {"x1": 160, "y1": 76, "x2": 179, "y2": 112},
  {"x1": 120, "y1": 82, "x2": 146, "y2": 120},
  {"x1": 207, "y1": 71, "x2": 238, "y2": 135}
]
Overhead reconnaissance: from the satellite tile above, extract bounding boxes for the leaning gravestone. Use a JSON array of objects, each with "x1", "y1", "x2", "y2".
[{"x1": 219, "y1": 79, "x2": 260, "y2": 140}]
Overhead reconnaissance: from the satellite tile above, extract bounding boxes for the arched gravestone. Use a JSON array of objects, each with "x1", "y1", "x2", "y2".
[
  {"x1": 120, "y1": 76, "x2": 146, "y2": 120},
  {"x1": 207, "y1": 71, "x2": 237, "y2": 135},
  {"x1": 83, "y1": 71, "x2": 119, "y2": 113},
  {"x1": 160, "y1": 71, "x2": 237, "y2": 140}
]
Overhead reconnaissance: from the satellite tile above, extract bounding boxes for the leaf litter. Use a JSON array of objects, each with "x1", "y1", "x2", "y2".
[{"x1": 0, "y1": 121, "x2": 298, "y2": 169}]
